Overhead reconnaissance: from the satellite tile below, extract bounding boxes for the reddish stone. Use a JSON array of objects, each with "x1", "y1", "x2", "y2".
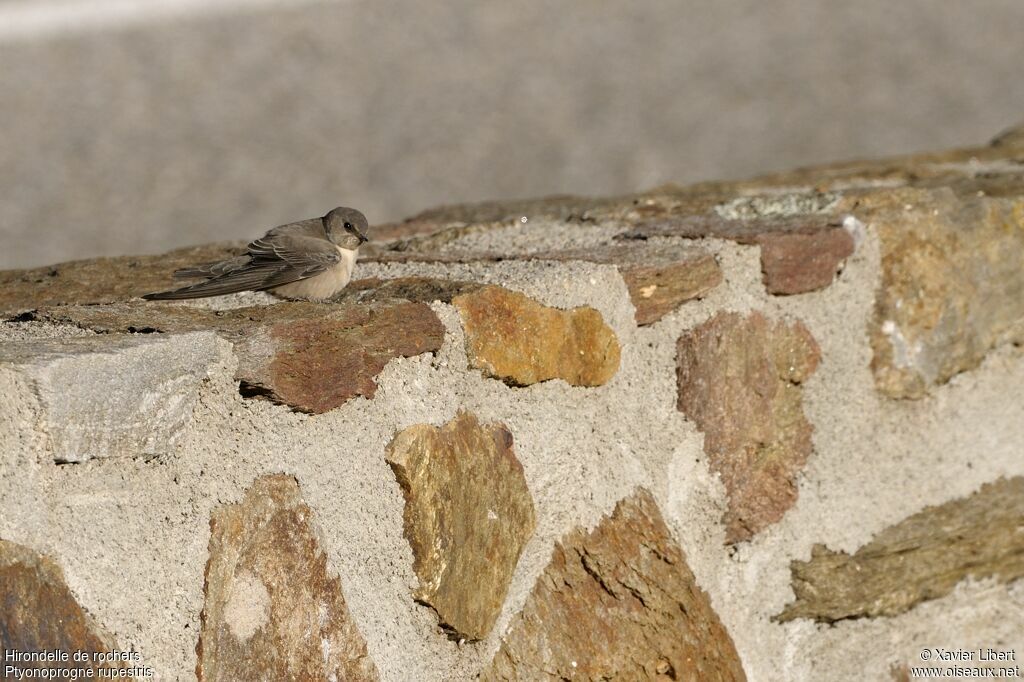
[
  {"x1": 252, "y1": 303, "x2": 444, "y2": 413},
  {"x1": 483, "y1": 489, "x2": 746, "y2": 681},
  {"x1": 0, "y1": 539, "x2": 130, "y2": 677},
  {"x1": 677, "y1": 311, "x2": 821, "y2": 543},
  {"x1": 757, "y1": 227, "x2": 855, "y2": 295},
  {"x1": 620, "y1": 252, "x2": 723, "y2": 324},
  {"x1": 197, "y1": 474, "x2": 378, "y2": 681},
  {"x1": 26, "y1": 300, "x2": 444, "y2": 414}
]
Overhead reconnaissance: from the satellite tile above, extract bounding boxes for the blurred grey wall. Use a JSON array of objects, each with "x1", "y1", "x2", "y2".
[{"x1": 2, "y1": 0, "x2": 1023, "y2": 268}]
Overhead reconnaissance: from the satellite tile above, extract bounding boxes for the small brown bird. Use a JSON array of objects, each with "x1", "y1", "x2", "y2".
[{"x1": 143, "y1": 207, "x2": 369, "y2": 301}]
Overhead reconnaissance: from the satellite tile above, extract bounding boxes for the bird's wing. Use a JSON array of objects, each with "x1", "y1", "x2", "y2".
[
  {"x1": 173, "y1": 255, "x2": 252, "y2": 279},
  {"x1": 144, "y1": 231, "x2": 340, "y2": 300},
  {"x1": 246, "y1": 229, "x2": 337, "y2": 267},
  {"x1": 171, "y1": 218, "x2": 325, "y2": 279}
]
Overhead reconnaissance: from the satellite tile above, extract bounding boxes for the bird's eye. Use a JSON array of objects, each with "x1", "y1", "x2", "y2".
[{"x1": 343, "y1": 222, "x2": 354, "y2": 231}]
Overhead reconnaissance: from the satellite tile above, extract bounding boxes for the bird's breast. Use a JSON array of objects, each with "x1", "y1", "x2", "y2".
[{"x1": 270, "y1": 247, "x2": 358, "y2": 301}]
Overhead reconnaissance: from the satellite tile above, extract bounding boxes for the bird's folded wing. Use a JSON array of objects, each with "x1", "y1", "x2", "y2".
[
  {"x1": 247, "y1": 232, "x2": 340, "y2": 271},
  {"x1": 172, "y1": 219, "x2": 326, "y2": 279},
  {"x1": 145, "y1": 233, "x2": 340, "y2": 300},
  {"x1": 174, "y1": 255, "x2": 251, "y2": 279}
]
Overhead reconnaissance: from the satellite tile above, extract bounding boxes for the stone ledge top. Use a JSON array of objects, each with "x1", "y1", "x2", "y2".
[
  {"x1": 3, "y1": 132, "x2": 1022, "y2": 319},
  {"x1": 3, "y1": 130, "x2": 1023, "y2": 403}
]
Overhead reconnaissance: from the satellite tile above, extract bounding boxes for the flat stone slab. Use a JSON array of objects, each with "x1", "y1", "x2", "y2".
[
  {"x1": 338, "y1": 276, "x2": 485, "y2": 305},
  {"x1": 234, "y1": 304, "x2": 443, "y2": 413},
  {"x1": 452, "y1": 285, "x2": 620, "y2": 387},
  {"x1": 618, "y1": 211, "x2": 856, "y2": 296},
  {"x1": 0, "y1": 332, "x2": 222, "y2": 463},
  {"x1": 618, "y1": 212, "x2": 843, "y2": 243},
  {"x1": 198, "y1": 474, "x2": 378, "y2": 681},
  {"x1": 385, "y1": 411, "x2": 536, "y2": 640},
  {"x1": 777, "y1": 476, "x2": 1024, "y2": 623},
  {"x1": 0, "y1": 243, "x2": 240, "y2": 314},
  {"x1": 677, "y1": 311, "x2": 821, "y2": 543},
  {"x1": 25, "y1": 300, "x2": 445, "y2": 414},
  {"x1": 483, "y1": 489, "x2": 746, "y2": 681},
  {"x1": 863, "y1": 186, "x2": 1024, "y2": 399},
  {"x1": 758, "y1": 228, "x2": 855, "y2": 295}
]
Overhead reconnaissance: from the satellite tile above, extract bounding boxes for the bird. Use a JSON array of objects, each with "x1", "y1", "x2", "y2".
[{"x1": 143, "y1": 207, "x2": 369, "y2": 301}]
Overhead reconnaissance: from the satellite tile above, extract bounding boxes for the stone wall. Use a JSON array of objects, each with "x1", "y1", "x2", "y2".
[{"x1": 2, "y1": 126, "x2": 1023, "y2": 680}]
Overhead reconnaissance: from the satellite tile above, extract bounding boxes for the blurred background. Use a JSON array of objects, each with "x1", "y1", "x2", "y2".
[{"x1": 2, "y1": 0, "x2": 1023, "y2": 269}]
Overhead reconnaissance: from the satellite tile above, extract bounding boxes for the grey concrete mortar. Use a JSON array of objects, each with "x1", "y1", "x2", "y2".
[{"x1": 1, "y1": 213, "x2": 1022, "y2": 680}]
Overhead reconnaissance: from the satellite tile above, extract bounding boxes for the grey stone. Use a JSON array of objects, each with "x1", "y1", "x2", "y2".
[{"x1": 0, "y1": 332, "x2": 224, "y2": 463}]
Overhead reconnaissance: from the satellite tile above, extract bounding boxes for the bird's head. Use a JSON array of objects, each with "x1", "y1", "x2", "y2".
[{"x1": 323, "y1": 207, "x2": 369, "y2": 250}]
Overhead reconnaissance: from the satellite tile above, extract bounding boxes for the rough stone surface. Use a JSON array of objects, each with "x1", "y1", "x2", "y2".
[
  {"x1": 0, "y1": 539, "x2": 129, "y2": 677},
  {"x1": 237, "y1": 304, "x2": 444, "y2": 414},
  {"x1": 453, "y1": 285, "x2": 620, "y2": 387},
  {"x1": 862, "y1": 186, "x2": 1024, "y2": 399},
  {"x1": 483, "y1": 489, "x2": 746, "y2": 681},
  {"x1": 615, "y1": 204, "x2": 855, "y2": 296},
  {"x1": 619, "y1": 251, "x2": 723, "y2": 325},
  {"x1": 0, "y1": 331, "x2": 221, "y2": 463},
  {"x1": 26, "y1": 300, "x2": 445, "y2": 414},
  {"x1": 384, "y1": 411, "x2": 536, "y2": 640},
  {"x1": 618, "y1": 212, "x2": 842, "y2": 243},
  {"x1": 363, "y1": 241, "x2": 722, "y2": 324},
  {"x1": 197, "y1": 474, "x2": 378, "y2": 681},
  {"x1": 777, "y1": 476, "x2": 1024, "y2": 623},
  {"x1": 529, "y1": 242, "x2": 723, "y2": 325},
  {"x1": 758, "y1": 228, "x2": 855, "y2": 295},
  {"x1": 338, "y1": 276, "x2": 485, "y2": 305},
  {"x1": 0, "y1": 243, "x2": 240, "y2": 314},
  {"x1": 677, "y1": 311, "x2": 821, "y2": 543}
]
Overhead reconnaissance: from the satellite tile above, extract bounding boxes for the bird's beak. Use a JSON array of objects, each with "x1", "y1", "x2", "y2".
[{"x1": 357, "y1": 232, "x2": 369, "y2": 244}]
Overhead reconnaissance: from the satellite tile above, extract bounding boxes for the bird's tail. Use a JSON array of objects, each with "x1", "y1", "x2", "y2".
[{"x1": 142, "y1": 262, "x2": 293, "y2": 300}]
